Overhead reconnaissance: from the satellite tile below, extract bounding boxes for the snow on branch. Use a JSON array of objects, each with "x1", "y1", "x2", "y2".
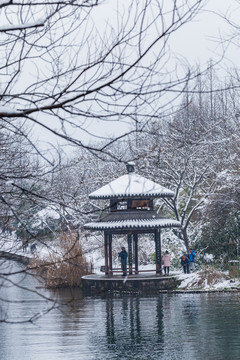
[
  {"x1": 0, "y1": 0, "x2": 11, "y2": 8},
  {"x1": 0, "y1": 20, "x2": 45, "y2": 32},
  {"x1": 0, "y1": 106, "x2": 19, "y2": 115}
]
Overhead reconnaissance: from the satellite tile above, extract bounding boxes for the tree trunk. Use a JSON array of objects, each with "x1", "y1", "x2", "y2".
[{"x1": 182, "y1": 227, "x2": 189, "y2": 251}]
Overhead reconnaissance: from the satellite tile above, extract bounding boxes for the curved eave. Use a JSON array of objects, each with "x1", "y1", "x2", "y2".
[
  {"x1": 84, "y1": 219, "x2": 181, "y2": 231},
  {"x1": 89, "y1": 192, "x2": 174, "y2": 200}
]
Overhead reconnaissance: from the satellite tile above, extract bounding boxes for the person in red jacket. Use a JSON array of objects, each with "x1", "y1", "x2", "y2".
[{"x1": 162, "y1": 250, "x2": 171, "y2": 276}]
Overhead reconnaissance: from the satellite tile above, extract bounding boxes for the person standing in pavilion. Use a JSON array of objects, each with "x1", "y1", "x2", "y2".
[{"x1": 118, "y1": 247, "x2": 128, "y2": 276}]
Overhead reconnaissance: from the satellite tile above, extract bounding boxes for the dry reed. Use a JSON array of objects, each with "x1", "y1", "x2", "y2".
[
  {"x1": 197, "y1": 267, "x2": 228, "y2": 287},
  {"x1": 29, "y1": 232, "x2": 92, "y2": 288}
]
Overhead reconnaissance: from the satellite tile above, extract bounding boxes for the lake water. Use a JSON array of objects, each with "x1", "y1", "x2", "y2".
[{"x1": 1, "y1": 261, "x2": 240, "y2": 360}]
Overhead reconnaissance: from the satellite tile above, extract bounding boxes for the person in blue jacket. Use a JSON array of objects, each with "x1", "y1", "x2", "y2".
[
  {"x1": 118, "y1": 247, "x2": 128, "y2": 276},
  {"x1": 181, "y1": 255, "x2": 190, "y2": 274},
  {"x1": 187, "y1": 248, "x2": 196, "y2": 272}
]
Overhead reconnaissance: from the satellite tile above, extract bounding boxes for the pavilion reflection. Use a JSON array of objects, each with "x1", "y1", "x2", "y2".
[{"x1": 105, "y1": 294, "x2": 164, "y2": 348}]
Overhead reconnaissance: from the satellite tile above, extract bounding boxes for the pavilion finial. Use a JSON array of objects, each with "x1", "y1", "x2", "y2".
[{"x1": 126, "y1": 161, "x2": 135, "y2": 173}]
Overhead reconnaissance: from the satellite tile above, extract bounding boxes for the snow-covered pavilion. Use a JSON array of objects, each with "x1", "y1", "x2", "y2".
[{"x1": 84, "y1": 163, "x2": 180, "y2": 276}]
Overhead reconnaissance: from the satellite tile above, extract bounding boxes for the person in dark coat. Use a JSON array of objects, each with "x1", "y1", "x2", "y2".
[
  {"x1": 181, "y1": 255, "x2": 190, "y2": 274},
  {"x1": 118, "y1": 247, "x2": 128, "y2": 276}
]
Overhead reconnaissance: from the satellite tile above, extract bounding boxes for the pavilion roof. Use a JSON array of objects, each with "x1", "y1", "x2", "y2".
[
  {"x1": 84, "y1": 211, "x2": 180, "y2": 231},
  {"x1": 89, "y1": 173, "x2": 174, "y2": 200}
]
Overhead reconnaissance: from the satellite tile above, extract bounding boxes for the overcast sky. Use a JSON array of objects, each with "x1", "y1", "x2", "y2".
[
  {"x1": 172, "y1": 0, "x2": 237, "y2": 67},
  {"x1": 34, "y1": 0, "x2": 239, "y2": 157}
]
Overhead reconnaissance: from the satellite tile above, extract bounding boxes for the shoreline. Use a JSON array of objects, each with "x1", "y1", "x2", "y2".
[
  {"x1": 2, "y1": 251, "x2": 240, "y2": 294},
  {"x1": 160, "y1": 288, "x2": 240, "y2": 293}
]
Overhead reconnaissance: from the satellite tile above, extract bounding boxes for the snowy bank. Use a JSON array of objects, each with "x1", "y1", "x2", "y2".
[{"x1": 176, "y1": 268, "x2": 240, "y2": 292}]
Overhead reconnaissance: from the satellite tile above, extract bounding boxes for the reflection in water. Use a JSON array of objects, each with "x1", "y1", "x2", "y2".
[
  {"x1": 96, "y1": 295, "x2": 165, "y2": 360},
  {"x1": 1, "y1": 263, "x2": 240, "y2": 360},
  {"x1": 105, "y1": 295, "x2": 164, "y2": 353},
  {"x1": 106, "y1": 296, "x2": 115, "y2": 344}
]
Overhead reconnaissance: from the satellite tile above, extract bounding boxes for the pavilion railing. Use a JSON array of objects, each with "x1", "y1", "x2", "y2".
[{"x1": 100, "y1": 266, "x2": 158, "y2": 273}]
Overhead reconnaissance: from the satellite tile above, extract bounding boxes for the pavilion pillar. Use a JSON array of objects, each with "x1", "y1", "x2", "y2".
[
  {"x1": 104, "y1": 232, "x2": 109, "y2": 276},
  {"x1": 108, "y1": 234, "x2": 113, "y2": 277},
  {"x1": 155, "y1": 229, "x2": 162, "y2": 275},
  {"x1": 133, "y1": 233, "x2": 139, "y2": 274},
  {"x1": 127, "y1": 234, "x2": 133, "y2": 275}
]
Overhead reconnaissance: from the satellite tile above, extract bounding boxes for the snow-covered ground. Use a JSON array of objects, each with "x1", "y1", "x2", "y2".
[
  {"x1": 176, "y1": 270, "x2": 240, "y2": 291},
  {"x1": 0, "y1": 231, "x2": 22, "y2": 253}
]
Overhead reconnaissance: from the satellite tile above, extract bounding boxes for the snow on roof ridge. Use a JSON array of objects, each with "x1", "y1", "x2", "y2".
[{"x1": 89, "y1": 173, "x2": 174, "y2": 199}]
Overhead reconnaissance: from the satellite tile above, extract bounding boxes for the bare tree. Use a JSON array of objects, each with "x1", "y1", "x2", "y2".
[
  {"x1": 0, "y1": 0, "x2": 210, "y2": 323},
  {"x1": 126, "y1": 67, "x2": 240, "y2": 250},
  {"x1": 0, "y1": 1, "x2": 205, "y2": 156}
]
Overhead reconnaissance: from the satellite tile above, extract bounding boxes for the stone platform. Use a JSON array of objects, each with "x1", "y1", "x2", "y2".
[{"x1": 82, "y1": 272, "x2": 181, "y2": 294}]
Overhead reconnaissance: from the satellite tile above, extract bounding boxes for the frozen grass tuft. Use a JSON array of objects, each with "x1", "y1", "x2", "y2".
[{"x1": 197, "y1": 267, "x2": 228, "y2": 287}]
